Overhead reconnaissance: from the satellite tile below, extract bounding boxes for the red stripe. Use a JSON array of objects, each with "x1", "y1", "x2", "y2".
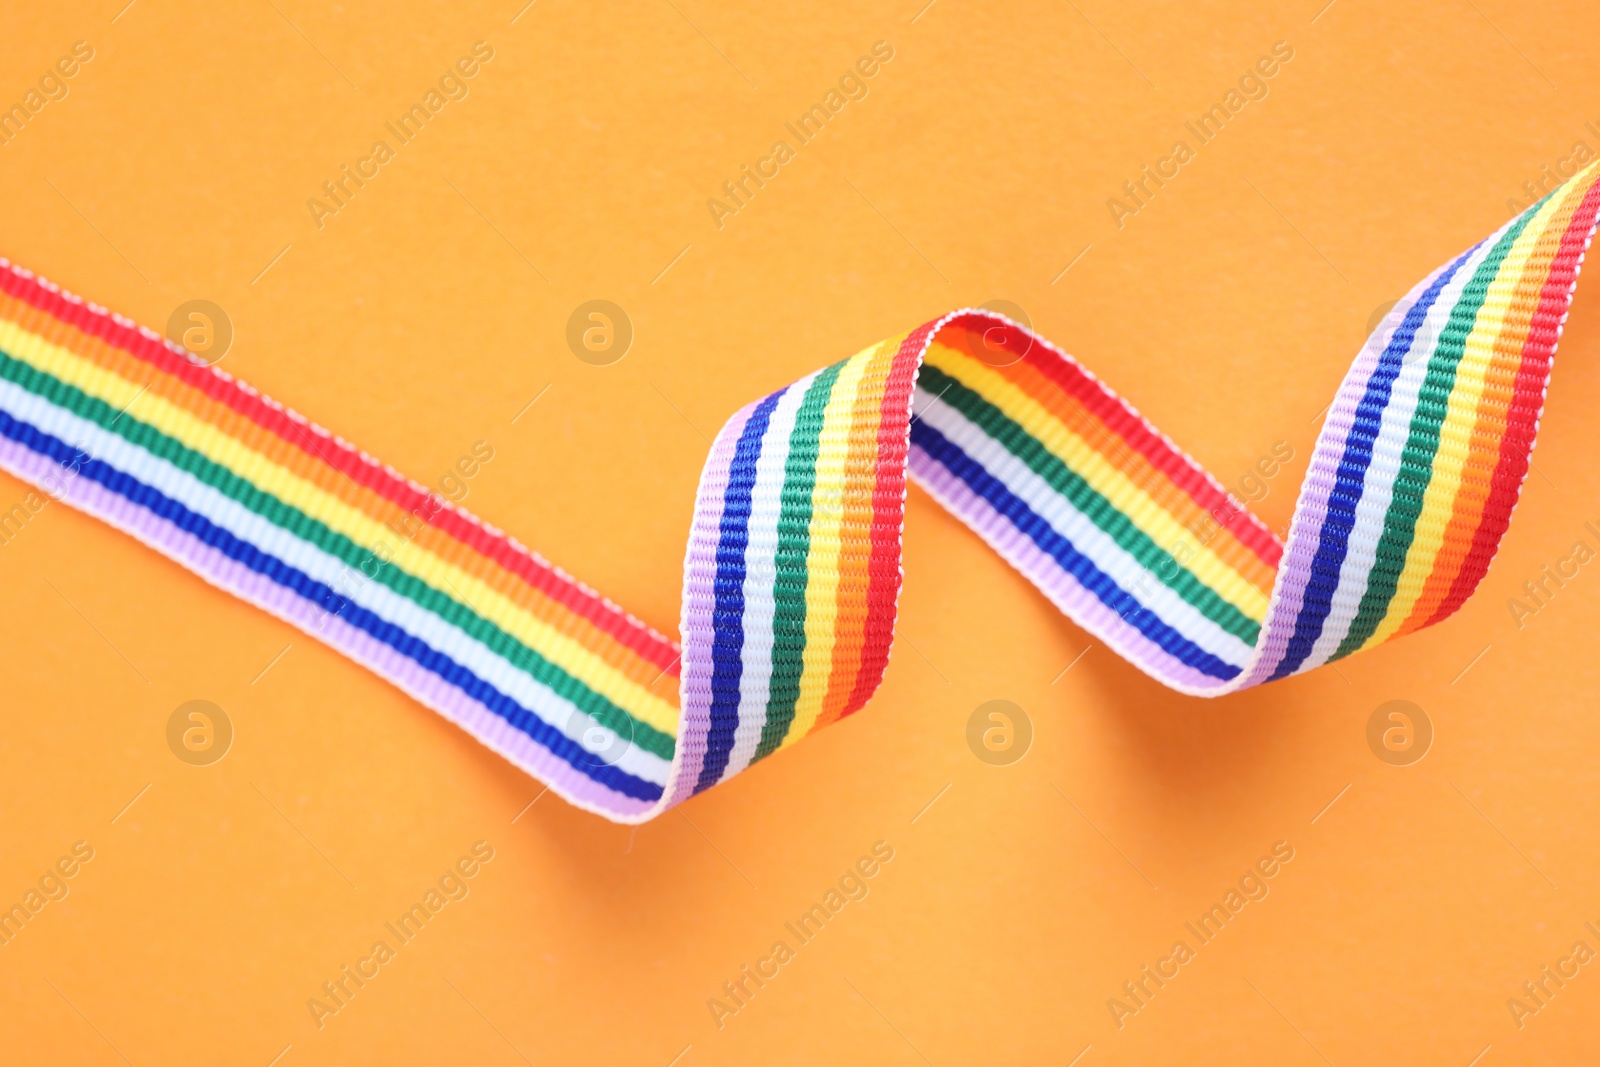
[
  {"x1": 839, "y1": 326, "x2": 929, "y2": 719},
  {"x1": 1428, "y1": 179, "x2": 1600, "y2": 624},
  {"x1": 951, "y1": 314, "x2": 1282, "y2": 567},
  {"x1": 0, "y1": 262, "x2": 682, "y2": 673}
]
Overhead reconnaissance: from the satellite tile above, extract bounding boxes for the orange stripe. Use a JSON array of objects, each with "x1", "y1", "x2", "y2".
[
  {"x1": 943, "y1": 330, "x2": 1278, "y2": 595},
  {"x1": 0, "y1": 287, "x2": 673, "y2": 692},
  {"x1": 1397, "y1": 183, "x2": 1586, "y2": 633},
  {"x1": 815, "y1": 341, "x2": 900, "y2": 730}
]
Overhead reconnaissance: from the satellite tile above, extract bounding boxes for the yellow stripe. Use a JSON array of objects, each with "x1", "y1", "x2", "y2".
[
  {"x1": 1358, "y1": 184, "x2": 1576, "y2": 650},
  {"x1": 784, "y1": 343, "x2": 879, "y2": 746},
  {"x1": 0, "y1": 319, "x2": 681, "y2": 735},
  {"x1": 924, "y1": 342, "x2": 1271, "y2": 620}
]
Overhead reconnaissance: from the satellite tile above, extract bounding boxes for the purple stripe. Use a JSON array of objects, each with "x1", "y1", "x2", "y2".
[
  {"x1": 908, "y1": 444, "x2": 1224, "y2": 692},
  {"x1": 0, "y1": 434, "x2": 654, "y2": 819},
  {"x1": 1238, "y1": 267, "x2": 1444, "y2": 685},
  {"x1": 668, "y1": 398, "x2": 756, "y2": 809}
]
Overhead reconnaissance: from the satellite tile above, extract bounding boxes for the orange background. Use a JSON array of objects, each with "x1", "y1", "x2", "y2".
[{"x1": 3, "y1": 1, "x2": 1600, "y2": 1063}]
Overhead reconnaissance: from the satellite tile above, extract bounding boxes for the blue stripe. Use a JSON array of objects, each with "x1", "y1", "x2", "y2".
[
  {"x1": 696, "y1": 390, "x2": 782, "y2": 793},
  {"x1": 1267, "y1": 246, "x2": 1476, "y2": 680},
  {"x1": 0, "y1": 409, "x2": 663, "y2": 803},
  {"x1": 910, "y1": 419, "x2": 1240, "y2": 681}
]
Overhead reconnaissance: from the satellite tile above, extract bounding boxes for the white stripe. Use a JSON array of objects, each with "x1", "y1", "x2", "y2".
[
  {"x1": 0, "y1": 377, "x2": 671, "y2": 785},
  {"x1": 1300, "y1": 234, "x2": 1499, "y2": 669},
  {"x1": 723, "y1": 378, "x2": 813, "y2": 777},
  {"x1": 913, "y1": 389, "x2": 1257, "y2": 667}
]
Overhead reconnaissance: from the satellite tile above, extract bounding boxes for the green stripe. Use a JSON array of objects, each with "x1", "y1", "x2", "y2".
[
  {"x1": 1333, "y1": 209, "x2": 1536, "y2": 658},
  {"x1": 919, "y1": 363, "x2": 1262, "y2": 646},
  {"x1": 0, "y1": 348, "x2": 676, "y2": 761},
  {"x1": 754, "y1": 364, "x2": 842, "y2": 761}
]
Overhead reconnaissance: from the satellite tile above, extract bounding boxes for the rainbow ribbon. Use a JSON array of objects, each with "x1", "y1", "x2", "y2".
[{"x1": 2, "y1": 163, "x2": 1595, "y2": 821}]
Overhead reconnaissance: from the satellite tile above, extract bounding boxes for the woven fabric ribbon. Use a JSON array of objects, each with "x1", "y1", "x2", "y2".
[{"x1": 2, "y1": 163, "x2": 1596, "y2": 821}]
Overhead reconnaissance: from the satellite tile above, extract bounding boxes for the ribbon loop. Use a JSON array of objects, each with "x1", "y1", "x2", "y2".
[{"x1": 1, "y1": 162, "x2": 1595, "y2": 821}]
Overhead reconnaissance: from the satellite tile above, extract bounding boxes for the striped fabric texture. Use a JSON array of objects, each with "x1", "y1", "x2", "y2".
[{"x1": 2, "y1": 161, "x2": 1596, "y2": 822}]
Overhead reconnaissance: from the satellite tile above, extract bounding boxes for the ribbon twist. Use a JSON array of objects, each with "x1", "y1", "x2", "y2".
[{"x1": 1, "y1": 162, "x2": 1595, "y2": 821}]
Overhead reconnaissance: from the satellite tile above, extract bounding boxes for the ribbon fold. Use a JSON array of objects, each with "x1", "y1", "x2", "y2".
[{"x1": 2, "y1": 162, "x2": 1595, "y2": 822}]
